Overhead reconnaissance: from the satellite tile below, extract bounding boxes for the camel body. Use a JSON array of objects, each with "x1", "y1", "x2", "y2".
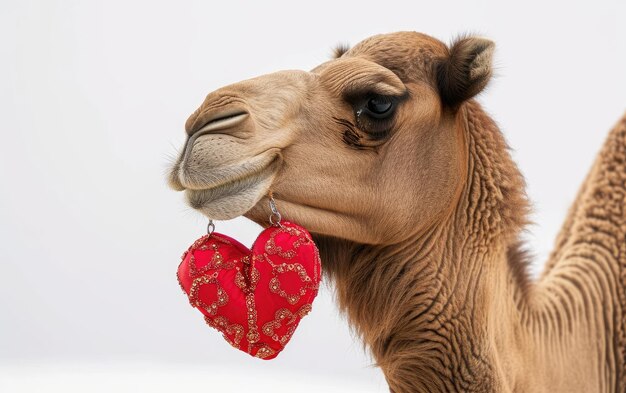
[{"x1": 169, "y1": 31, "x2": 626, "y2": 392}]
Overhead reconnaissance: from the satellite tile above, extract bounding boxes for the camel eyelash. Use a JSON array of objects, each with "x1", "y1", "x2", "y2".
[{"x1": 332, "y1": 116, "x2": 383, "y2": 151}]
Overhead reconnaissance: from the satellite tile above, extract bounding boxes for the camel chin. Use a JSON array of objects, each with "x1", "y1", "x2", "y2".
[{"x1": 184, "y1": 167, "x2": 277, "y2": 220}]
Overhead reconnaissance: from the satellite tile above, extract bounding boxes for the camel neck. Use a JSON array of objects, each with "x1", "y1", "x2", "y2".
[
  {"x1": 315, "y1": 219, "x2": 522, "y2": 391},
  {"x1": 314, "y1": 102, "x2": 616, "y2": 391}
]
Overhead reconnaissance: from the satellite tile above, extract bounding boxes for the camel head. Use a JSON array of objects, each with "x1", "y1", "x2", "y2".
[{"x1": 168, "y1": 32, "x2": 495, "y2": 245}]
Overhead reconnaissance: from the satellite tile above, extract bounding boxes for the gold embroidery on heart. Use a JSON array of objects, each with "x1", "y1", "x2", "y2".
[
  {"x1": 264, "y1": 225, "x2": 311, "y2": 259},
  {"x1": 261, "y1": 304, "x2": 313, "y2": 345},
  {"x1": 205, "y1": 315, "x2": 245, "y2": 349},
  {"x1": 195, "y1": 233, "x2": 234, "y2": 250},
  {"x1": 245, "y1": 292, "x2": 260, "y2": 346},
  {"x1": 268, "y1": 262, "x2": 313, "y2": 304},
  {"x1": 234, "y1": 271, "x2": 245, "y2": 289},
  {"x1": 189, "y1": 273, "x2": 229, "y2": 316},
  {"x1": 233, "y1": 256, "x2": 251, "y2": 289},
  {"x1": 244, "y1": 262, "x2": 261, "y2": 350},
  {"x1": 254, "y1": 345, "x2": 276, "y2": 359},
  {"x1": 210, "y1": 234, "x2": 234, "y2": 246},
  {"x1": 188, "y1": 235, "x2": 209, "y2": 252},
  {"x1": 189, "y1": 242, "x2": 239, "y2": 277},
  {"x1": 176, "y1": 269, "x2": 185, "y2": 294}
]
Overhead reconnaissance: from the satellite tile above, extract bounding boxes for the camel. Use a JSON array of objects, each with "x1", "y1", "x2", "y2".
[{"x1": 168, "y1": 31, "x2": 626, "y2": 392}]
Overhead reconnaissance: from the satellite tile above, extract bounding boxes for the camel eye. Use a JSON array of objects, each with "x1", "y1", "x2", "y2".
[
  {"x1": 366, "y1": 96, "x2": 394, "y2": 118},
  {"x1": 353, "y1": 94, "x2": 397, "y2": 139}
]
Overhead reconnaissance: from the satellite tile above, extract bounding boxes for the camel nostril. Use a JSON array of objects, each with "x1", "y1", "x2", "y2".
[{"x1": 187, "y1": 109, "x2": 249, "y2": 136}]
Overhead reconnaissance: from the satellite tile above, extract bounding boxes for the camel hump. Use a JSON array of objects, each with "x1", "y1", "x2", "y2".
[{"x1": 544, "y1": 112, "x2": 626, "y2": 275}]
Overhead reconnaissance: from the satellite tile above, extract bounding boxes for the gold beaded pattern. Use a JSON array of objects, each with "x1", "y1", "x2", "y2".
[
  {"x1": 267, "y1": 261, "x2": 314, "y2": 304},
  {"x1": 261, "y1": 304, "x2": 313, "y2": 345},
  {"x1": 178, "y1": 222, "x2": 321, "y2": 359},
  {"x1": 188, "y1": 273, "x2": 229, "y2": 316},
  {"x1": 205, "y1": 315, "x2": 245, "y2": 349},
  {"x1": 264, "y1": 225, "x2": 311, "y2": 259}
]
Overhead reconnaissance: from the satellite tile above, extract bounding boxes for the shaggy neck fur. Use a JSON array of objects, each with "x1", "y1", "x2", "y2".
[{"x1": 315, "y1": 102, "x2": 626, "y2": 392}]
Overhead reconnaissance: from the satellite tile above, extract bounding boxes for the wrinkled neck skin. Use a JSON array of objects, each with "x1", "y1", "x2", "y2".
[{"x1": 314, "y1": 102, "x2": 623, "y2": 392}]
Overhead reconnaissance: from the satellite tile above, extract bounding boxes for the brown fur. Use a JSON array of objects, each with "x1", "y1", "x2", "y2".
[{"x1": 169, "y1": 31, "x2": 626, "y2": 392}]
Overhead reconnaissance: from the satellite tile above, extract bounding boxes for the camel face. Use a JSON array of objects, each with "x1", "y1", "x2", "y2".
[{"x1": 169, "y1": 32, "x2": 492, "y2": 245}]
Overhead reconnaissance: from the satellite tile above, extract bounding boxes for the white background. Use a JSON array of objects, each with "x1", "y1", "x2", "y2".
[{"x1": 1, "y1": 1, "x2": 625, "y2": 392}]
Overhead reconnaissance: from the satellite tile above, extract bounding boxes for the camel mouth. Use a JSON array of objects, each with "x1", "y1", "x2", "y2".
[
  {"x1": 174, "y1": 147, "x2": 280, "y2": 190},
  {"x1": 183, "y1": 154, "x2": 281, "y2": 220}
]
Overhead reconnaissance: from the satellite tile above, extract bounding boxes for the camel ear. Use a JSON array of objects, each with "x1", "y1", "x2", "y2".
[
  {"x1": 332, "y1": 43, "x2": 350, "y2": 59},
  {"x1": 436, "y1": 36, "x2": 495, "y2": 108}
]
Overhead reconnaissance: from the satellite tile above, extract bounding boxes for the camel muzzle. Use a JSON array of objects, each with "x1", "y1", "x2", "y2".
[{"x1": 186, "y1": 109, "x2": 249, "y2": 137}]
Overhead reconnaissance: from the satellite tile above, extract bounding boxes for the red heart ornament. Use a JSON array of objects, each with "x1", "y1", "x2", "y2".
[{"x1": 177, "y1": 221, "x2": 322, "y2": 360}]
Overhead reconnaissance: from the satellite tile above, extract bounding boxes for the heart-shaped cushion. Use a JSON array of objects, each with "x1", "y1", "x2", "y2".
[{"x1": 177, "y1": 221, "x2": 322, "y2": 359}]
